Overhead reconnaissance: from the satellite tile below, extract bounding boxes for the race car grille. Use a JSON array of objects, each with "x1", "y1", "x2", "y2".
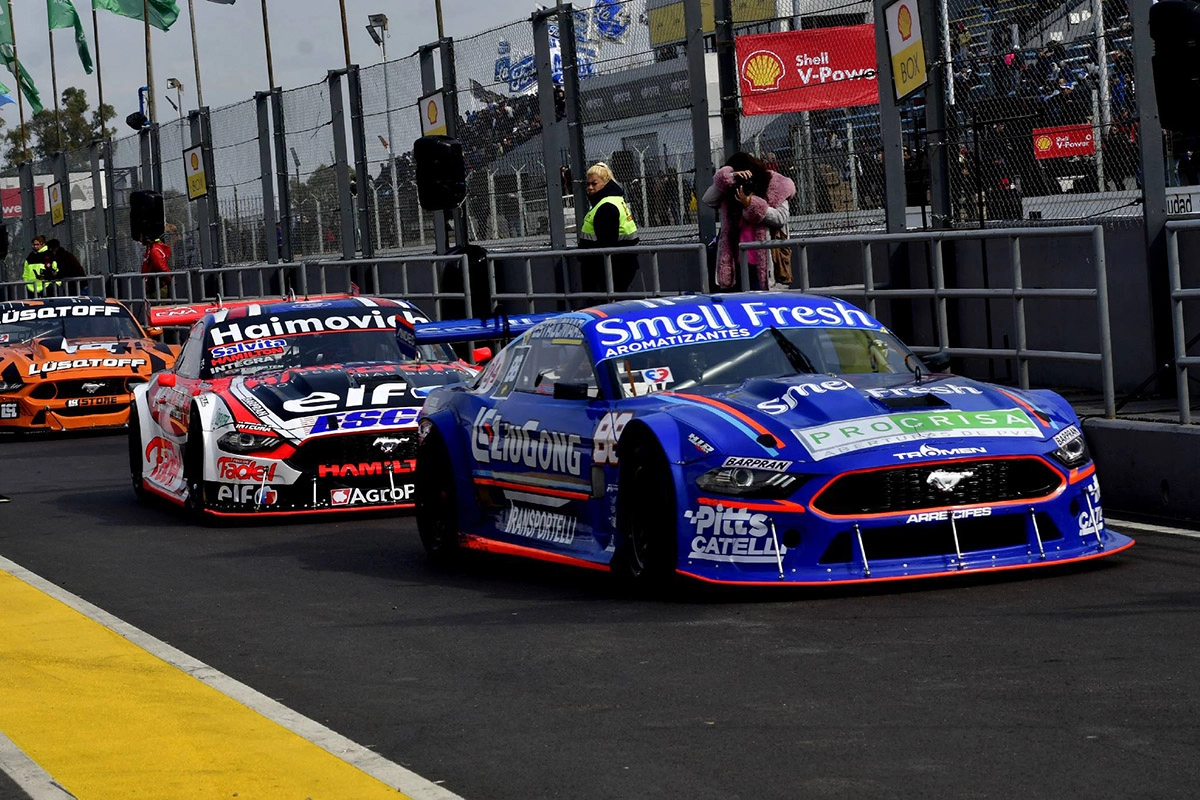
[
  {"x1": 56, "y1": 402, "x2": 129, "y2": 417},
  {"x1": 287, "y1": 431, "x2": 418, "y2": 472},
  {"x1": 30, "y1": 379, "x2": 129, "y2": 400},
  {"x1": 818, "y1": 513, "x2": 1063, "y2": 564},
  {"x1": 811, "y1": 457, "x2": 1063, "y2": 516}
]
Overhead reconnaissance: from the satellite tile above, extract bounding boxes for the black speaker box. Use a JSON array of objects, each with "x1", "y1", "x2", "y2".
[
  {"x1": 414, "y1": 136, "x2": 467, "y2": 212},
  {"x1": 130, "y1": 190, "x2": 165, "y2": 241}
]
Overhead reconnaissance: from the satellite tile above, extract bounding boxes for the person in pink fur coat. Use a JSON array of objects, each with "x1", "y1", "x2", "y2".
[{"x1": 701, "y1": 152, "x2": 796, "y2": 290}]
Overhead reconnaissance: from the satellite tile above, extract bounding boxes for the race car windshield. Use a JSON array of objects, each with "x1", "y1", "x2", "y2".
[
  {"x1": 603, "y1": 326, "x2": 915, "y2": 395},
  {"x1": 202, "y1": 328, "x2": 454, "y2": 378},
  {"x1": 0, "y1": 306, "x2": 142, "y2": 343}
]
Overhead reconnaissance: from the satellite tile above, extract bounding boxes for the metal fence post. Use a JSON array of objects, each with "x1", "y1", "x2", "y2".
[
  {"x1": 328, "y1": 70, "x2": 357, "y2": 262},
  {"x1": 714, "y1": 0, "x2": 739, "y2": 160},
  {"x1": 347, "y1": 65, "x2": 375, "y2": 261},
  {"x1": 52, "y1": 151, "x2": 73, "y2": 253},
  {"x1": 1093, "y1": 226, "x2": 1115, "y2": 418},
  {"x1": 19, "y1": 161, "x2": 34, "y2": 257},
  {"x1": 534, "y1": 8, "x2": 567, "y2": 249},
  {"x1": 873, "y1": 0, "x2": 907, "y2": 235},
  {"x1": 271, "y1": 88, "x2": 294, "y2": 263},
  {"x1": 151, "y1": 122, "x2": 164, "y2": 194},
  {"x1": 101, "y1": 140, "x2": 118, "y2": 276},
  {"x1": 559, "y1": 3, "x2": 588, "y2": 227},
  {"x1": 90, "y1": 140, "x2": 111, "y2": 277},
  {"x1": 189, "y1": 108, "x2": 219, "y2": 270},
  {"x1": 1167, "y1": 226, "x2": 1189, "y2": 423},
  {"x1": 438, "y1": 37, "x2": 467, "y2": 249},
  {"x1": 256, "y1": 92, "x2": 280, "y2": 265},
  {"x1": 1012, "y1": 234, "x2": 1029, "y2": 389},
  {"x1": 419, "y1": 44, "x2": 448, "y2": 255},
  {"x1": 685, "y1": 0, "x2": 716, "y2": 249}
]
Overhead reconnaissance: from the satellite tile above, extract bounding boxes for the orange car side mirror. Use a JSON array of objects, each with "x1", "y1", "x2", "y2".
[{"x1": 146, "y1": 326, "x2": 164, "y2": 338}]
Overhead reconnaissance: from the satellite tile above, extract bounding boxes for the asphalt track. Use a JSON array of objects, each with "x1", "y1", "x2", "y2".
[{"x1": 1, "y1": 431, "x2": 1199, "y2": 799}]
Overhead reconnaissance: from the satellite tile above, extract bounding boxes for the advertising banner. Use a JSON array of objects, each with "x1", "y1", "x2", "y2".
[
  {"x1": 736, "y1": 25, "x2": 878, "y2": 116},
  {"x1": 1032, "y1": 125, "x2": 1095, "y2": 160}
]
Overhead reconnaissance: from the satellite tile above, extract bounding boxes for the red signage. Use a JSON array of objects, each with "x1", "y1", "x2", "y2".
[
  {"x1": 1, "y1": 187, "x2": 48, "y2": 219},
  {"x1": 736, "y1": 25, "x2": 879, "y2": 116},
  {"x1": 1032, "y1": 125, "x2": 1095, "y2": 160}
]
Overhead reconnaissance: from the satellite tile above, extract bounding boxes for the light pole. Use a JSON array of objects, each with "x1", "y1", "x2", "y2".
[{"x1": 368, "y1": 13, "x2": 402, "y2": 249}]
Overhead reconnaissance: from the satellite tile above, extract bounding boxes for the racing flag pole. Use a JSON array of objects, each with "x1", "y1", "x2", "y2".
[{"x1": 4, "y1": 0, "x2": 28, "y2": 159}]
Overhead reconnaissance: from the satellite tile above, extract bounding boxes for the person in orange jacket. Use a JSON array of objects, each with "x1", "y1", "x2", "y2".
[{"x1": 140, "y1": 233, "x2": 172, "y2": 300}]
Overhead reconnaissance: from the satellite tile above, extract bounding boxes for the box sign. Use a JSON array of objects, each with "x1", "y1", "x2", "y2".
[
  {"x1": 420, "y1": 91, "x2": 448, "y2": 137},
  {"x1": 49, "y1": 182, "x2": 65, "y2": 226},
  {"x1": 1032, "y1": 125, "x2": 1095, "y2": 160},
  {"x1": 884, "y1": 0, "x2": 927, "y2": 100},
  {"x1": 647, "y1": 0, "x2": 775, "y2": 47},
  {"x1": 736, "y1": 25, "x2": 878, "y2": 115},
  {"x1": 184, "y1": 145, "x2": 208, "y2": 200}
]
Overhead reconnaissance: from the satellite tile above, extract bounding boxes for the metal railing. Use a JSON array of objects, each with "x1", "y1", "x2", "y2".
[
  {"x1": 1166, "y1": 219, "x2": 1200, "y2": 423},
  {"x1": 0, "y1": 276, "x2": 107, "y2": 302},
  {"x1": 742, "y1": 225, "x2": 1116, "y2": 417},
  {"x1": 486, "y1": 243, "x2": 709, "y2": 314}
]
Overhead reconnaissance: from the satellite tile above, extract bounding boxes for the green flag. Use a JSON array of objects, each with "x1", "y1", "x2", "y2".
[
  {"x1": 92, "y1": 0, "x2": 179, "y2": 32},
  {"x1": 48, "y1": 0, "x2": 94, "y2": 75},
  {"x1": 0, "y1": 5, "x2": 44, "y2": 115}
]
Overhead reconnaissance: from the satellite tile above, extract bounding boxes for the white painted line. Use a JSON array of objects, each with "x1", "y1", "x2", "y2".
[
  {"x1": 0, "y1": 731, "x2": 78, "y2": 800},
  {"x1": 0, "y1": 556, "x2": 465, "y2": 800},
  {"x1": 1107, "y1": 517, "x2": 1200, "y2": 540}
]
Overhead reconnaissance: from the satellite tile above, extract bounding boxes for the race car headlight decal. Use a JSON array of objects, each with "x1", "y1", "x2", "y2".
[
  {"x1": 0, "y1": 380, "x2": 21, "y2": 393},
  {"x1": 217, "y1": 431, "x2": 281, "y2": 454},
  {"x1": 1049, "y1": 425, "x2": 1090, "y2": 468},
  {"x1": 695, "y1": 467, "x2": 800, "y2": 499}
]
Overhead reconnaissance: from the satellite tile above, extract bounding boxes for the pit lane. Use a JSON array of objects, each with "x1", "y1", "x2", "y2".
[{"x1": 1, "y1": 431, "x2": 1198, "y2": 799}]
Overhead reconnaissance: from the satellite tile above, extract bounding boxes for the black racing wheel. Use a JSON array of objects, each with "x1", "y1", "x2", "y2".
[
  {"x1": 613, "y1": 434, "x2": 678, "y2": 594},
  {"x1": 183, "y1": 410, "x2": 208, "y2": 520},
  {"x1": 128, "y1": 404, "x2": 149, "y2": 503},
  {"x1": 415, "y1": 427, "x2": 462, "y2": 567}
]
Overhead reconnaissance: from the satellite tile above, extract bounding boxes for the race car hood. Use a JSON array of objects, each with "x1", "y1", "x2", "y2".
[
  {"x1": 237, "y1": 364, "x2": 423, "y2": 422},
  {"x1": 664, "y1": 373, "x2": 1072, "y2": 464},
  {"x1": 3, "y1": 336, "x2": 176, "y2": 381}
]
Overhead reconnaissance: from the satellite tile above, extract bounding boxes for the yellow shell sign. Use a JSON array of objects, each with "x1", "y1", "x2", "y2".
[
  {"x1": 427, "y1": 101, "x2": 439, "y2": 126},
  {"x1": 1035, "y1": 135, "x2": 1053, "y2": 152},
  {"x1": 897, "y1": 4, "x2": 913, "y2": 41},
  {"x1": 742, "y1": 50, "x2": 785, "y2": 92}
]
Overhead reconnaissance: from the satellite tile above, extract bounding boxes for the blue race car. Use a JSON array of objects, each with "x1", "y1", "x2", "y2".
[{"x1": 413, "y1": 293, "x2": 1133, "y2": 590}]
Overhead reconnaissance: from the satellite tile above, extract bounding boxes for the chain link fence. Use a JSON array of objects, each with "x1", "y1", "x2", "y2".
[
  {"x1": 941, "y1": 0, "x2": 1142, "y2": 226},
  {"x1": 281, "y1": 79, "x2": 338, "y2": 260},
  {"x1": 209, "y1": 98, "x2": 266, "y2": 265}
]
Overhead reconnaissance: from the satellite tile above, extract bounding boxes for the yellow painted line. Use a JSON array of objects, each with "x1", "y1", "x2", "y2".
[{"x1": 0, "y1": 557, "x2": 463, "y2": 800}]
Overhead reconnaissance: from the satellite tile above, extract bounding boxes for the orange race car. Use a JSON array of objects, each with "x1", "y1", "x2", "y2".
[{"x1": 0, "y1": 296, "x2": 179, "y2": 433}]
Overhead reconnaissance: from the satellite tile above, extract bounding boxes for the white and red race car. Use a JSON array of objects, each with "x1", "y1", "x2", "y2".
[{"x1": 129, "y1": 295, "x2": 478, "y2": 518}]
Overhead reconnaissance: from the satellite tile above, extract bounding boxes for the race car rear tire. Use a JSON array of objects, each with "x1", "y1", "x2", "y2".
[
  {"x1": 128, "y1": 405, "x2": 149, "y2": 503},
  {"x1": 613, "y1": 436, "x2": 677, "y2": 593},
  {"x1": 183, "y1": 411, "x2": 208, "y2": 521},
  {"x1": 415, "y1": 428, "x2": 461, "y2": 567}
]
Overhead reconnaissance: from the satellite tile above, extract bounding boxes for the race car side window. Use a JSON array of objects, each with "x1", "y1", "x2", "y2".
[
  {"x1": 512, "y1": 337, "x2": 598, "y2": 398},
  {"x1": 175, "y1": 323, "x2": 205, "y2": 379}
]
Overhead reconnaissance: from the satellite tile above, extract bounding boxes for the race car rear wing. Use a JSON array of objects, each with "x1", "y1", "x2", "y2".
[
  {"x1": 397, "y1": 312, "x2": 560, "y2": 359},
  {"x1": 147, "y1": 293, "x2": 358, "y2": 328}
]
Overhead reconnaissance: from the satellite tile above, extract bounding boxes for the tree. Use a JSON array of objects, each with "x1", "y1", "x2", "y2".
[{"x1": 1, "y1": 87, "x2": 115, "y2": 167}]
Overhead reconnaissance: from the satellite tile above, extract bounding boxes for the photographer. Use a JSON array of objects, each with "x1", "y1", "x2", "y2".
[{"x1": 702, "y1": 152, "x2": 795, "y2": 291}]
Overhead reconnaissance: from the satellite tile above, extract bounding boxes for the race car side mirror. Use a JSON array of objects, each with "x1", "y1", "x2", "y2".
[
  {"x1": 472, "y1": 346, "x2": 493, "y2": 365},
  {"x1": 922, "y1": 351, "x2": 952, "y2": 373},
  {"x1": 158, "y1": 372, "x2": 177, "y2": 388},
  {"x1": 146, "y1": 326, "x2": 164, "y2": 338},
  {"x1": 553, "y1": 381, "x2": 590, "y2": 401}
]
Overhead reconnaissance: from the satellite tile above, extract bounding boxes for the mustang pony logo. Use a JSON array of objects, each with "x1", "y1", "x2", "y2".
[
  {"x1": 373, "y1": 436, "x2": 403, "y2": 454},
  {"x1": 926, "y1": 469, "x2": 975, "y2": 493},
  {"x1": 82, "y1": 382, "x2": 105, "y2": 395}
]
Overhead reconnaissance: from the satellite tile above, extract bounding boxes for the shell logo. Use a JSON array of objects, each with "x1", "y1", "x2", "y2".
[
  {"x1": 1035, "y1": 135, "x2": 1053, "y2": 152},
  {"x1": 427, "y1": 100, "x2": 439, "y2": 125},
  {"x1": 897, "y1": 4, "x2": 913, "y2": 41},
  {"x1": 742, "y1": 50, "x2": 785, "y2": 92},
  {"x1": 190, "y1": 152, "x2": 200, "y2": 170}
]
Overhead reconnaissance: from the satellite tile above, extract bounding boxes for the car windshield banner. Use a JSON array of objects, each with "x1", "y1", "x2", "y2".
[{"x1": 736, "y1": 25, "x2": 878, "y2": 116}]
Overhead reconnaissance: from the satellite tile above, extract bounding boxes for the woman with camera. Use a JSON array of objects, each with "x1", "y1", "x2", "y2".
[{"x1": 702, "y1": 152, "x2": 795, "y2": 291}]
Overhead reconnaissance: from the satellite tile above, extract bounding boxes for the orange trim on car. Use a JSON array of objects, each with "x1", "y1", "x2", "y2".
[
  {"x1": 474, "y1": 476, "x2": 591, "y2": 501},
  {"x1": 1069, "y1": 463, "x2": 1096, "y2": 484},
  {"x1": 460, "y1": 534, "x2": 610, "y2": 571},
  {"x1": 665, "y1": 392, "x2": 780, "y2": 442},
  {"x1": 806, "y1": 455, "x2": 1067, "y2": 521},
  {"x1": 697, "y1": 496, "x2": 806, "y2": 513},
  {"x1": 676, "y1": 538, "x2": 1136, "y2": 586}
]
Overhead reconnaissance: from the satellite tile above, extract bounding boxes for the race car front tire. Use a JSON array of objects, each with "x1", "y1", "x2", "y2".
[
  {"x1": 128, "y1": 405, "x2": 149, "y2": 503},
  {"x1": 415, "y1": 428, "x2": 462, "y2": 567},
  {"x1": 183, "y1": 410, "x2": 208, "y2": 520},
  {"x1": 613, "y1": 434, "x2": 678, "y2": 593}
]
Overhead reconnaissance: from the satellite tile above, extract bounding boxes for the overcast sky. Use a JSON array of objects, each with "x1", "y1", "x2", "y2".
[{"x1": 4, "y1": 0, "x2": 546, "y2": 126}]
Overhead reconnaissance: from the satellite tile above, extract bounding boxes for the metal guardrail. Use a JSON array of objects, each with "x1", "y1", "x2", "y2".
[
  {"x1": 1166, "y1": 220, "x2": 1200, "y2": 423},
  {"x1": 485, "y1": 243, "x2": 709, "y2": 314},
  {"x1": 741, "y1": 225, "x2": 1116, "y2": 418},
  {"x1": 0, "y1": 277, "x2": 107, "y2": 302}
]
